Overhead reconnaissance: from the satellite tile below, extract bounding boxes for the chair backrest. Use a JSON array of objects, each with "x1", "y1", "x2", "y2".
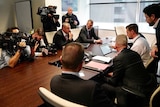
[
  {"x1": 149, "y1": 85, "x2": 160, "y2": 107},
  {"x1": 45, "y1": 31, "x2": 56, "y2": 44},
  {"x1": 114, "y1": 26, "x2": 127, "y2": 36},
  {"x1": 38, "y1": 87, "x2": 87, "y2": 107},
  {"x1": 70, "y1": 28, "x2": 81, "y2": 41},
  {"x1": 145, "y1": 57, "x2": 154, "y2": 68},
  {"x1": 93, "y1": 26, "x2": 99, "y2": 37}
]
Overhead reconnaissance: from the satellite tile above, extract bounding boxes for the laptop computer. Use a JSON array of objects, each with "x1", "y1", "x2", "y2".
[{"x1": 100, "y1": 43, "x2": 112, "y2": 55}]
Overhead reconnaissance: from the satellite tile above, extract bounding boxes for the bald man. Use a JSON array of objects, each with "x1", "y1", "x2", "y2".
[
  {"x1": 62, "y1": 7, "x2": 79, "y2": 29},
  {"x1": 53, "y1": 22, "x2": 73, "y2": 50}
]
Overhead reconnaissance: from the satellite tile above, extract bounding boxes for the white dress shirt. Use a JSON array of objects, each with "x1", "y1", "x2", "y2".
[{"x1": 131, "y1": 35, "x2": 152, "y2": 67}]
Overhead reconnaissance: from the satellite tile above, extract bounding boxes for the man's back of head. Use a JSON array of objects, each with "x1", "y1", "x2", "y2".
[
  {"x1": 61, "y1": 42, "x2": 84, "y2": 70},
  {"x1": 116, "y1": 34, "x2": 128, "y2": 47}
]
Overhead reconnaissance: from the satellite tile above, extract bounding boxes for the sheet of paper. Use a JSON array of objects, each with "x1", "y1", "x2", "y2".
[{"x1": 92, "y1": 55, "x2": 112, "y2": 63}]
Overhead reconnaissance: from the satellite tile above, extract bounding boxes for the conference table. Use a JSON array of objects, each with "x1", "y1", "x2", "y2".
[
  {"x1": 81, "y1": 37, "x2": 117, "y2": 80},
  {"x1": 52, "y1": 37, "x2": 117, "y2": 81}
]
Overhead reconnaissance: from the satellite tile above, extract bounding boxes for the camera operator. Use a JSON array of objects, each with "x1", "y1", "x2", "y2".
[
  {"x1": 10, "y1": 27, "x2": 35, "y2": 61},
  {"x1": 62, "y1": 7, "x2": 80, "y2": 29},
  {"x1": 28, "y1": 28, "x2": 49, "y2": 57},
  {"x1": 38, "y1": 5, "x2": 60, "y2": 32},
  {"x1": 0, "y1": 28, "x2": 27, "y2": 69}
]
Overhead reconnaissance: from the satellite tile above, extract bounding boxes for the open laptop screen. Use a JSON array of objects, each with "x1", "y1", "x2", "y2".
[{"x1": 100, "y1": 44, "x2": 112, "y2": 55}]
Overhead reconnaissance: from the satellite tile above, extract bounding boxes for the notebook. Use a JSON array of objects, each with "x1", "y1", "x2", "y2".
[{"x1": 100, "y1": 43, "x2": 112, "y2": 55}]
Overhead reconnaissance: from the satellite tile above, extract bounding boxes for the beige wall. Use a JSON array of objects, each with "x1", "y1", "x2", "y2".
[
  {"x1": 0, "y1": 0, "x2": 14, "y2": 33},
  {"x1": 31, "y1": 0, "x2": 45, "y2": 29}
]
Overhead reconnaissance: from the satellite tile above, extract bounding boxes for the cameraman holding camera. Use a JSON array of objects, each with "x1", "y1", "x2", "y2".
[
  {"x1": 38, "y1": 5, "x2": 60, "y2": 32},
  {"x1": 0, "y1": 27, "x2": 27, "y2": 69},
  {"x1": 62, "y1": 7, "x2": 80, "y2": 29}
]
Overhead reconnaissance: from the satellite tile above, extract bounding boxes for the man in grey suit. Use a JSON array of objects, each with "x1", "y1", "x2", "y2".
[
  {"x1": 50, "y1": 42, "x2": 116, "y2": 107},
  {"x1": 76, "y1": 19, "x2": 102, "y2": 44}
]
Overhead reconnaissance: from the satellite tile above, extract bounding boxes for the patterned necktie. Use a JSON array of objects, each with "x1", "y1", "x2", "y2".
[
  {"x1": 87, "y1": 31, "x2": 90, "y2": 39},
  {"x1": 65, "y1": 35, "x2": 68, "y2": 40}
]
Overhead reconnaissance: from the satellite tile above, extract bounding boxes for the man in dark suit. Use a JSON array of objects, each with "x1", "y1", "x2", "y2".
[
  {"x1": 62, "y1": 7, "x2": 79, "y2": 29},
  {"x1": 103, "y1": 34, "x2": 157, "y2": 107},
  {"x1": 52, "y1": 22, "x2": 73, "y2": 50},
  {"x1": 50, "y1": 42, "x2": 116, "y2": 107},
  {"x1": 40, "y1": 5, "x2": 60, "y2": 32},
  {"x1": 76, "y1": 19, "x2": 102, "y2": 44},
  {"x1": 143, "y1": 3, "x2": 160, "y2": 76}
]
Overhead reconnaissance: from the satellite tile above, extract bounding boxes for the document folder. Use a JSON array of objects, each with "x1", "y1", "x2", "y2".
[{"x1": 83, "y1": 61, "x2": 110, "y2": 72}]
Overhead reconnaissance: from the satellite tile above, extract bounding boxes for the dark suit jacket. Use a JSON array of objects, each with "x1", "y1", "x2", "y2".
[
  {"x1": 53, "y1": 29, "x2": 73, "y2": 50},
  {"x1": 155, "y1": 21, "x2": 160, "y2": 59},
  {"x1": 75, "y1": 26, "x2": 100, "y2": 43},
  {"x1": 50, "y1": 74, "x2": 115, "y2": 107},
  {"x1": 41, "y1": 15, "x2": 60, "y2": 32},
  {"x1": 62, "y1": 13, "x2": 79, "y2": 29},
  {"x1": 107, "y1": 48, "x2": 157, "y2": 96}
]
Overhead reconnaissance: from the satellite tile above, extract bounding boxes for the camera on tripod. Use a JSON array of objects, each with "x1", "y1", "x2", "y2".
[{"x1": 37, "y1": 5, "x2": 59, "y2": 20}]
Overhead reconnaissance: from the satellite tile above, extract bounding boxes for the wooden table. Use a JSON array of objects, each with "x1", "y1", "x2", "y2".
[{"x1": 0, "y1": 51, "x2": 62, "y2": 107}]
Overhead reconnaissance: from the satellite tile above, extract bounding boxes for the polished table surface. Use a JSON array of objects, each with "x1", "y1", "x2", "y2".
[{"x1": 0, "y1": 51, "x2": 62, "y2": 107}]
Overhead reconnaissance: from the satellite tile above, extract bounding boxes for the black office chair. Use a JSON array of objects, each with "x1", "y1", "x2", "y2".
[{"x1": 116, "y1": 87, "x2": 146, "y2": 107}]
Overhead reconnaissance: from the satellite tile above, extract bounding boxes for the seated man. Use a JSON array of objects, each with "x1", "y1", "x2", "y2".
[
  {"x1": 103, "y1": 34, "x2": 157, "y2": 107},
  {"x1": 50, "y1": 42, "x2": 116, "y2": 107},
  {"x1": 126, "y1": 23, "x2": 152, "y2": 67},
  {"x1": 75, "y1": 19, "x2": 102, "y2": 44},
  {"x1": 52, "y1": 22, "x2": 73, "y2": 50}
]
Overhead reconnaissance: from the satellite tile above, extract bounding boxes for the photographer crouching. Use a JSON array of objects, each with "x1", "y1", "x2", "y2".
[
  {"x1": 0, "y1": 27, "x2": 28, "y2": 69},
  {"x1": 28, "y1": 28, "x2": 48, "y2": 57},
  {"x1": 28, "y1": 28, "x2": 57, "y2": 57}
]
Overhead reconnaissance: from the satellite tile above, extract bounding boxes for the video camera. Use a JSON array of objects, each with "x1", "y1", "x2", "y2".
[
  {"x1": 0, "y1": 32, "x2": 28, "y2": 54},
  {"x1": 37, "y1": 6, "x2": 59, "y2": 19}
]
